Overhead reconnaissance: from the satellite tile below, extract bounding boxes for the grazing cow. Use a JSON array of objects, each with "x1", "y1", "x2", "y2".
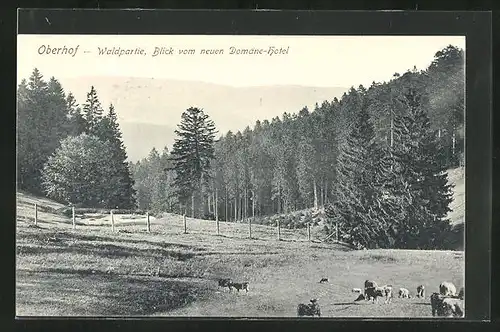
[
  {"x1": 442, "y1": 297, "x2": 464, "y2": 317},
  {"x1": 380, "y1": 285, "x2": 394, "y2": 303},
  {"x1": 218, "y1": 278, "x2": 232, "y2": 290},
  {"x1": 398, "y1": 288, "x2": 411, "y2": 299},
  {"x1": 319, "y1": 278, "x2": 329, "y2": 283},
  {"x1": 416, "y1": 285, "x2": 425, "y2": 298},
  {"x1": 439, "y1": 281, "x2": 457, "y2": 297},
  {"x1": 430, "y1": 292, "x2": 464, "y2": 318},
  {"x1": 352, "y1": 288, "x2": 363, "y2": 293},
  {"x1": 229, "y1": 282, "x2": 249, "y2": 293},
  {"x1": 297, "y1": 299, "x2": 321, "y2": 317},
  {"x1": 430, "y1": 293, "x2": 442, "y2": 316},
  {"x1": 365, "y1": 285, "x2": 393, "y2": 304},
  {"x1": 354, "y1": 293, "x2": 366, "y2": 302},
  {"x1": 364, "y1": 280, "x2": 378, "y2": 300},
  {"x1": 458, "y1": 287, "x2": 464, "y2": 300}
]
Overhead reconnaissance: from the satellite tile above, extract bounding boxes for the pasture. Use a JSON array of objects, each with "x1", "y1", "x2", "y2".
[{"x1": 16, "y1": 192, "x2": 464, "y2": 318}]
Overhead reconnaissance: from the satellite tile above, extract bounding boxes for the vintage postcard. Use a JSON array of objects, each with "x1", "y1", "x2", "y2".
[{"x1": 16, "y1": 30, "x2": 467, "y2": 318}]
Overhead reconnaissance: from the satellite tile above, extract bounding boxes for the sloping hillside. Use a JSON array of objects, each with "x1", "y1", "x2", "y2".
[
  {"x1": 257, "y1": 167, "x2": 465, "y2": 232},
  {"x1": 16, "y1": 191, "x2": 71, "y2": 226},
  {"x1": 16, "y1": 191, "x2": 464, "y2": 317},
  {"x1": 446, "y1": 167, "x2": 465, "y2": 226}
]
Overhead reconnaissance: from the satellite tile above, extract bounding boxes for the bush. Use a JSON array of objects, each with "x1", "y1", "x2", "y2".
[{"x1": 41, "y1": 134, "x2": 116, "y2": 208}]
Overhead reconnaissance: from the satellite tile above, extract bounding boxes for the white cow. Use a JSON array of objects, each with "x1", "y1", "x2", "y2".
[
  {"x1": 430, "y1": 292, "x2": 464, "y2": 318},
  {"x1": 439, "y1": 281, "x2": 457, "y2": 297},
  {"x1": 398, "y1": 288, "x2": 411, "y2": 299}
]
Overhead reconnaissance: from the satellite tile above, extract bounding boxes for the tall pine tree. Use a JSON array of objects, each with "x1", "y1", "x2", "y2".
[
  {"x1": 326, "y1": 100, "x2": 392, "y2": 249},
  {"x1": 18, "y1": 69, "x2": 70, "y2": 194},
  {"x1": 82, "y1": 86, "x2": 104, "y2": 136},
  {"x1": 66, "y1": 92, "x2": 86, "y2": 137},
  {"x1": 97, "y1": 104, "x2": 137, "y2": 209},
  {"x1": 169, "y1": 107, "x2": 217, "y2": 217},
  {"x1": 390, "y1": 88, "x2": 454, "y2": 249}
]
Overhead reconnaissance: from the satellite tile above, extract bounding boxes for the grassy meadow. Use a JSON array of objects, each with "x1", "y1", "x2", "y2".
[{"x1": 15, "y1": 191, "x2": 464, "y2": 318}]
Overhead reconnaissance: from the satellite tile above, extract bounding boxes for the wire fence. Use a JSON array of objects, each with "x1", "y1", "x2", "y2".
[{"x1": 21, "y1": 202, "x2": 343, "y2": 245}]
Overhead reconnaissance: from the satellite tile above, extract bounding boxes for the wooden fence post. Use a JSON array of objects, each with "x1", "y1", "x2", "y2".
[
  {"x1": 72, "y1": 206, "x2": 75, "y2": 229},
  {"x1": 183, "y1": 214, "x2": 187, "y2": 234},
  {"x1": 277, "y1": 219, "x2": 281, "y2": 241},
  {"x1": 111, "y1": 210, "x2": 115, "y2": 232},
  {"x1": 335, "y1": 221, "x2": 339, "y2": 243},
  {"x1": 34, "y1": 203, "x2": 38, "y2": 226},
  {"x1": 308, "y1": 223, "x2": 311, "y2": 242},
  {"x1": 146, "y1": 212, "x2": 150, "y2": 232},
  {"x1": 249, "y1": 218, "x2": 252, "y2": 239}
]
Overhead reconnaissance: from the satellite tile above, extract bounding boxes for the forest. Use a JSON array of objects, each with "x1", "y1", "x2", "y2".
[{"x1": 17, "y1": 45, "x2": 464, "y2": 250}]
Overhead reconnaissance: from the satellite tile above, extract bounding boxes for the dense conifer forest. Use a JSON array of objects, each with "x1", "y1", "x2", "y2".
[{"x1": 17, "y1": 45, "x2": 464, "y2": 250}]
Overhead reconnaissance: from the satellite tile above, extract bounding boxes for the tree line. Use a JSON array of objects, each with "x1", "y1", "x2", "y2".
[
  {"x1": 17, "y1": 69, "x2": 136, "y2": 209},
  {"x1": 17, "y1": 45, "x2": 464, "y2": 250},
  {"x1": 132, "y1": 45, "x2": 463, "y2": 249}
]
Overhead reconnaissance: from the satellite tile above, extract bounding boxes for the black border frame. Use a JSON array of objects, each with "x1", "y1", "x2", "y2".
[{"x1": 8, "y1": 7, "x2": 492, "y2": 331}]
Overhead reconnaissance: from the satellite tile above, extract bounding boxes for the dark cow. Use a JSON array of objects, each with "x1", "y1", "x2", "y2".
[
  {"x1": 458, "y1": 287, "x2": 464, "y2": 300},
  {"x1": 218, "y1": 278, "x2": 232, "y2": 291},
  {"x1": 416, "y1": 285, "x2": 425, "y2": 298},
  {"x1": 229, "y1": 282, "x2": 249, "y2": 293},
  {"x1": 365, "y1": 285, "x2": 393, "y2": 304},
  {"x1": 297, "y1": 299, "x2": 321, "y2": 317},
  {"x1": 364, "y1": 280, "x2": 378, "y2": 300}
]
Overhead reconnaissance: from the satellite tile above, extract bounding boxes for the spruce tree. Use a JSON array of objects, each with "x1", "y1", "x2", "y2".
[
  {"x1": 169, "y1": 107, "x2": 217, "y2": 217},
  {"x1": 131, "y1": 159, "x2": 152, "y2": 210},
  {"x1": 17, "y1": 78, "x2": 32, "y2": 191},
  {"x1": 46, "y1": 77, "x2": 72, "y2": 147},
  {"x1": 390, "y1": 88, "x2": 454, "y2": 249},
  {"x1": 82, "y1": 86, "x2": 104, "y2": 136},
  {"x1": 66, "y1": 92, "x2": 86, "y2": 136},
  {"x1": 158, "y1": 146, "x2": 178, "y2": 213},
  {"x1": 222, "y1": 131, "x2": 238, "y2": 221},
  {"x1": 295, "y1": 136, "x2": 315, "y2": 208},
  {"x1": 18, "y1": 69, "x2": 50, "y2": 194},
  {"x1": 97, "y1": 104, "x2": 137, "y2": 209},
  {"x1": 326, "y1": 101, "x2": 391, "y2": 249}
]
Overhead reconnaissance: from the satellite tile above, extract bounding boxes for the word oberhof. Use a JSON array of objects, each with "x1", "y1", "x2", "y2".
[{"x1": 37, "y1": 45, "x2": 80, "y2": 57}]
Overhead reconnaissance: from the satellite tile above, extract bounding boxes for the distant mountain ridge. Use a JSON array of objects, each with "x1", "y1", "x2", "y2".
[{"x1": 57, "y1": 76, "x2": 348, "y2": 162}]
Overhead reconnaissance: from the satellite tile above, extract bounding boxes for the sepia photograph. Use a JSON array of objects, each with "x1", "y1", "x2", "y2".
[{"x1": 16, "y1": 32, "x2": 466, "y2": 318}]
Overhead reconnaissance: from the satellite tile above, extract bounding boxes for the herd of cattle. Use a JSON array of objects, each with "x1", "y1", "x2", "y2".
[
  {"x1": 217, "y1": 277, "x2": 464, "y2": 318},
  {"x1": 349, "y1": 280, "x2": 464, "y2": 318}
]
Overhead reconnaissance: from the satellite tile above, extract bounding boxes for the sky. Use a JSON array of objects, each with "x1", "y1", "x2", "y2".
[{"x1": 17, "y1": 35, "x2": 465, "y2": 88}]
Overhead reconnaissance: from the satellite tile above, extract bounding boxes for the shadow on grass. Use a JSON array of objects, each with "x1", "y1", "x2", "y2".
[
  {"x1": 332, "y1": 302, "x2": 362, "y2": 306},
  {"x1": 309, "y1": 244, "x2": 352, "y2": 252},
  {"x1": 359, "y1": 254, "x2": 398, "y2": 263},
  {"x1": 18, "y1": 217, "x2": 85, "y2": 226},
  {"x1": 18, "y1": 229, "x2": 206, "y2": 251},
  {"x1": 17, "y1": 241, "x2": 196, "y2": 261},
  {"x1": 16, "y1": 269, "x2": 212, "y2": 316},
  {"x1": 197, "y1": 251, "x2": 281, "y2": 256}
]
